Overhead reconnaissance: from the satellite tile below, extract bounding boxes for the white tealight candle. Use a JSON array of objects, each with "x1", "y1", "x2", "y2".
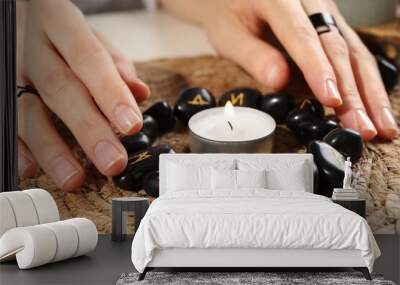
[{"x1": 188, "y1": 104, "x2": 276, "y2": 153}]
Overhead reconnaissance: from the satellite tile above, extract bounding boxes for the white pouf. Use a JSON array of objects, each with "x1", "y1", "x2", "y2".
[
  {"x1": 24, "y1": 189, "x2": 60, "y2": 224},
  {"x1": 64, "y1": 218, "x2": 98, "y2": 257},
  {"x1": 0, "y1": 189, "x2": 97, "y2": 269},
  {"x1": 0, "y1": 196, "x2": 17, "y2": 237},
  {"x1": 0, "y1": 218, "x2": 98, "y2": 269},
  {"x1": 0, "y1": 225, "x2": 57, "y2": 269},
  {"x1": 43, "y1": 221, "x2": 79, "y2": 262},
  {"x1": 0, "y1": 192, "x2": 39, "y2": 228},
  {"x1": 0, "y1": 189, "x2": 60, "y2": 238}
]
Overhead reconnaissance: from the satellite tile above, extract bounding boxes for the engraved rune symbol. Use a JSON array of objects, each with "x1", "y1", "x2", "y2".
[
  {"x1": 230, "y1": 93, "x2": 244, "y2": 106},
  {"x1": 187, "y1": 95, "x2": 210, "y2": 106},
  {"x1": 129, "y1": 151, "x2": 151, "y2": 164},
  {"x1": 299, "y1": 99, "x2": 312, "y2": 110}
]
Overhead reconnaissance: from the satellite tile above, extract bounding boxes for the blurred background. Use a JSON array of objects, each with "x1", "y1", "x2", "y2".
[{"x1": 75, "y1": 0, "x2": 399, "y2": 62}]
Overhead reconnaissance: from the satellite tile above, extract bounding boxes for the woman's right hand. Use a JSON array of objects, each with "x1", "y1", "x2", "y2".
[
  {"x1": 162, "y1": 0, "x2": 399, "y2": 141},
  {"x1": 17, "y1": 0, "x2": 150, "y2": 191}
]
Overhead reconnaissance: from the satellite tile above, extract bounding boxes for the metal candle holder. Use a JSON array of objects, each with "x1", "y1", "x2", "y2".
[{"x1": 188, "y1": 107, "x2": 276, "y2": 153}]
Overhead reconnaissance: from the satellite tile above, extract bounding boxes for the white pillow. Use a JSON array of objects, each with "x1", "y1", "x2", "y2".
[
  {"x1": 266, "y1": 167, "x2": 307, "y2": 192},
  {"x1": 167, "y1": 163, "x2": 211, "y2": 191},
  {"x1": 167, "y1": 160, "x2": 236, "y2": 192},
  {"x1": 211, "y1": 169, "x2": 268, "y2": 191},
  {"x1": 211, "y1": 168, "x2": 236, "y2": 190},
  {"x1": 236, "y1": 169, "x2": 267, "y2": 189},
  {"x1": 238, "y1": 160, "x2": 307, "y2": 191}
]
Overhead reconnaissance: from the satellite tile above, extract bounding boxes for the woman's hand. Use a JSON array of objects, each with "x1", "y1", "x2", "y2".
[
  {"x1": 17, "y1": 0, "x2": 150, "y2": 191},
  {"x1": 162, "y1": 0, "x2": 399, "y2": 141}
]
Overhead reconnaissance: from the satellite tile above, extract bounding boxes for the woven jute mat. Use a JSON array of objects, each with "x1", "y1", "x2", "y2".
[{"x1": 18, "y1": 55, "x2": 400, "y2": 234}]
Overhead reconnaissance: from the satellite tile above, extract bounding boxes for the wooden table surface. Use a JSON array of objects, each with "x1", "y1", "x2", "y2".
[{"x1": 20, "y1": 7, "x2": 400, "y2": 236}]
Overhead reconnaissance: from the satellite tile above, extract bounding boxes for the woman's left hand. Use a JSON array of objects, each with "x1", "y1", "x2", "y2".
[{"x1": 162, "y1": 0, "x2": 398, "y2": 141}]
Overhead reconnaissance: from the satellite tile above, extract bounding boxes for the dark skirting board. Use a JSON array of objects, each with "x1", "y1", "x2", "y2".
[{"x1": 0, "y1": 0, "x2": 17, "y2": 192}]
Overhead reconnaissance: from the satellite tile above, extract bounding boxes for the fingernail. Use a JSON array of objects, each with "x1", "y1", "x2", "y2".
[
  {"x1": 94, "y1": 140, "x2": 125, "y2": 173},
  {"x1": 114, "y1": 105, "x2": 142, "y2": 133},
  {"x1": 48, "y1": 156, "x2": 80, "y2": 188},
  {"x1": 265, "y1": 65, "x2": 280, "y2": 88},
  {"x1": 354, "y1": 109, "x2": 377, "y2": 139},
  {"x1": 379, "y1": 107, "x2": 399, "y2": 138},
  {"x1": 326, "y1": 79, "x2": 343, "y2": 106}
]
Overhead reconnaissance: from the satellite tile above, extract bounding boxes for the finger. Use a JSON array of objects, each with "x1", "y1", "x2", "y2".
[
  {"x1": 94, "y1": 30, "x2": 150, "y2": 103},
  {"x1": 24, "y1": 34, "x2": 128, "y2": 177},
  {"x1": 321, "y1": 29, "x2": 378, "y2": 140},
  {"x1": 16, "y1": 70, "x2": 38, "y2": 179},
  {"x1": 328, "y1": 2, "x2": 398, "y2": 140},
  {"x1": 34, "y1": 1, "x2": 142, "y2": 135},
  {"x1": 301, "y1": 0, "x2": 377, "y2": 140},
  {"x1": 256, "y1": 0, "x2": 342, "y2": 107},
  {"x1": 18, "y1": 139, "x2": 39, "y2": 179},
  {"x1": 208, "y1": 13, "x2": 290, "y2": 90},
  {"x1": 18, "y1": 95, "x2": 86, "y2": 191}
]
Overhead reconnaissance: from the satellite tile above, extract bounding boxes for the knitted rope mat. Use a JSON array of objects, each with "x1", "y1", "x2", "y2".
[{"x1": 18, "y1": 56, "x2": 400, "y2": 234}]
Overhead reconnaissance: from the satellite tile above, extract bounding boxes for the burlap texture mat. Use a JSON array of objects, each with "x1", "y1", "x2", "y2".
[{"x1": 18, "y1": 56, "x2": 400, "y2": 234}]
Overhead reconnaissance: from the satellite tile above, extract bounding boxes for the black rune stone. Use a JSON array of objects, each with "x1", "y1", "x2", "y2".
[
  {"x1": 286, "y1": 98, "x2": 325, "y2": 133},
  {"x1": 298, "y1": 98, "x2": 325, "y2": 118},
  {"x1": 174, "y1": 87, "x2": 216, "y2": 124},
  {"x1": 143, "y1": 101, "x2": 176, "y2": 133},
  {"x1": 323, "y1": 128, "x2": 364, "y2": 163},
  {"x1": 296, "y1": 119, "x2": 339, "y2": 145},
  {"x1": 376, "y1": 55, "x2": 399, "y2": 92},
  {"x1": 308, "y1": 141, "x2": 345, "y2": 193},
  {"x1": 141, "y1": 115, "x2": 159, "y2": 144},
  {"x1": 286, "y1": 110, "x2": 317, "y2": 133},
  {"x1": 143, "y1": 171, "x2": 160, "y2": 198},
  {"x1": 218, "y1": 87, "x2": 261, "y2": 109},
  {"x1": 260, "y1": 92, "x2": 295, "y2": 123},
  {"x1": 113, "y1": 145, "x2": 174, "y2": 191},
  {"x1": 121, "y1": 132, "x2": 151, "y2": 155}
]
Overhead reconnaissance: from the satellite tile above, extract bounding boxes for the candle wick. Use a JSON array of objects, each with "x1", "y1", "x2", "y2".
[{"x1": 227, "y1": 121, "x2": 234, "y2": 131}]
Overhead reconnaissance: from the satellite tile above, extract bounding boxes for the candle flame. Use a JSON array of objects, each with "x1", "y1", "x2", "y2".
[
  {"x1": 224, "y1": 101, "x2": 235, "y2": 132},
  {"x1": 224, "y1": 101, "x2": 235, "y2": 119}
]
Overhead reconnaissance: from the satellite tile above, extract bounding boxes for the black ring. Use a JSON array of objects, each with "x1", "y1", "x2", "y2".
[
  {"x1": 309, "y1": 12, "x2": 339, "y2": 35},
  {"x1": 17, "y1": 85, "x2": 39, "y2": 98}
]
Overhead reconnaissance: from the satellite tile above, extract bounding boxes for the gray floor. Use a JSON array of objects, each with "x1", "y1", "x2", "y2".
[
  {"x1": 0, "y1": 235, "x2": 134, "y2": 285},
  {"x1": 374, "y1": 235, "x2": 400, "y2": 284},
  {"x1": 0, "y1": 235, "x2": 398, "y2": 285}
]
